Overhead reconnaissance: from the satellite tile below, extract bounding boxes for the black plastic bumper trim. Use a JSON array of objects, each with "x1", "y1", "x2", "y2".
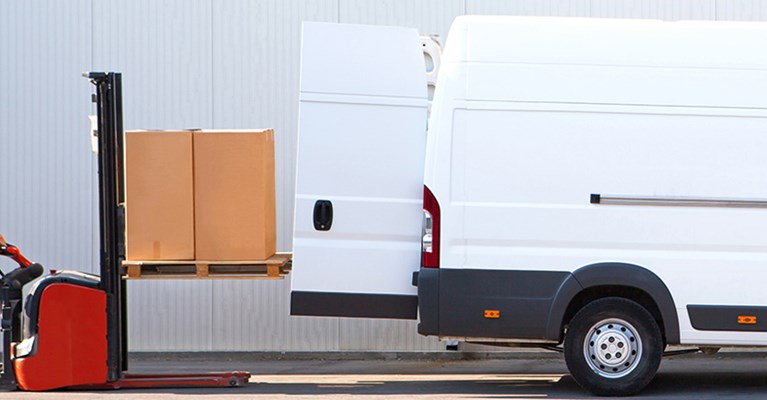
[
  {"x1": 418, "y1": 268, "x2": 570, "y2": 341},
  {"x1": 291, "y1": 291, "x2": 417, "y2": 320},
  {"x1": 688, "y1": 305, "x2": 767, "y2": 332}
]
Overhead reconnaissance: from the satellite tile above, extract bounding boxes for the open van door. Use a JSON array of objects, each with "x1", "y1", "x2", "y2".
[{"x1": 291, "y1": 22, "x2": 427, "y2": 319}]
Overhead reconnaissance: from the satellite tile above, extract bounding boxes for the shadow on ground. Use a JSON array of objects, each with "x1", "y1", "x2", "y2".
[{"x1": 54, "y1": 371, "x2": 767, "y2": 399}]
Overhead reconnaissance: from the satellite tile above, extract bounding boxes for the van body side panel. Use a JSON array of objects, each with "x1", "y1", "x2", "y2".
[
  {"x1": 425, "y1": 17, "x2": 767, "y2": 345},
  {"x1": 451, "y1": 106, "x2": 767, "y2": 345}
]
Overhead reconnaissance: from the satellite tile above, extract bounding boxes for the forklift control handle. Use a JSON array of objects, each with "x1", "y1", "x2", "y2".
[
  {"x1": 0, "y1": 244, "x2": 33, "y2": 268},
  {"x1": 3, "y1": 263, "x2": 44, "y2": 290}
]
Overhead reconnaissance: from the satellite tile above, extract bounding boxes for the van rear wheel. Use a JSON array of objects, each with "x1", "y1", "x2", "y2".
[{"x1": 564, "y1": 297, "x2": 662, "y2": 396}]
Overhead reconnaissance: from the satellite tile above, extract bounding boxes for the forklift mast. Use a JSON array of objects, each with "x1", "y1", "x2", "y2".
[
  {"x1": 0, "y1": 73, "x2": 249, "y2": 391},
  {"x1": 75, "y1": 72, "x2": 251, "y2": 390},
  {"x1": 86, "y1": 72, "x2": 129, "y2": 381}
]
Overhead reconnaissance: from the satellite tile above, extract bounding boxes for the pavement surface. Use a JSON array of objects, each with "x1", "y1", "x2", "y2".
[{"x1": 2, "y1": 351, "x2": 767, "y2": 399}]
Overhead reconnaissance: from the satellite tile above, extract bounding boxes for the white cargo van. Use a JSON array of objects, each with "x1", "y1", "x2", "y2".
[{"x1": 292, "y1": 16, "x2": 767, "y2": 395}]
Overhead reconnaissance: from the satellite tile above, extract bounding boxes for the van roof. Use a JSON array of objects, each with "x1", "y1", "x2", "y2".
[{"x1": 444, "y1": 16, "x2": 767, "y2": 71}]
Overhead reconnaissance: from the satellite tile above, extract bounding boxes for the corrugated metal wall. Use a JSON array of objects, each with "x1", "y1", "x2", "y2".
[{"x1": 1, "y1": 0, "x2": 766, "y2": 351}]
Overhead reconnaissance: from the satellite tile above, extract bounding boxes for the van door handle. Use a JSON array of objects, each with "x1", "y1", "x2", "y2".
[{"x1": 314, "y1": 200, "x2": 333, "y2": 231}]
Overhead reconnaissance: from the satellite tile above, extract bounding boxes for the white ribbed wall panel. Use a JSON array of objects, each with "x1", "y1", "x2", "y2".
[
  {"x1": 716, "y1": 0, "x2": 767, "y2": 20},
  {"x1": 0, "y1": 0, "x2": 96, "y2": 276},
  {"x1": 339, "y1": 0, "x2": 464, "y2": 43},
  {"x1": 590, "y1": 0, "x2": 715, "y2": 19},
  {"x1": 466, "y1": 0, "x2": 590, "y2": 17},
  {"x1": 4, "y1": 0, "x2": 767, "y2": 352},
  {"x1": 127, "y1": 280, "x2": 214, "y2": 351},
  {"x1": 92, "y1": 0, "x2": 214, "y2": 129}
]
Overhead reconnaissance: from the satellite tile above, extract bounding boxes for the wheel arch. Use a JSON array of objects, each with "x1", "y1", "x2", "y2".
[{"x1": 546, "y1": 262, "x2": 680, "y2": 345}]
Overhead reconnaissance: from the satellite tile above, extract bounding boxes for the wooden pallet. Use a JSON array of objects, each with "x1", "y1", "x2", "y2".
[{"x1": 122, "y1": 252, "x2": 292, "y2": 280}]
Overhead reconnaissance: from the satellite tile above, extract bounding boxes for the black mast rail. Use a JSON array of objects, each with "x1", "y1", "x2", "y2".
[{"x1": 86, "y1": 72, "x2": 128, "y2": 381}]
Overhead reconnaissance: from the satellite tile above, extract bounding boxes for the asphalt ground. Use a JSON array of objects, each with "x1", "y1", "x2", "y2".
[{"x1": 2, "y1": 351, "x2": 767, "y2": 399}]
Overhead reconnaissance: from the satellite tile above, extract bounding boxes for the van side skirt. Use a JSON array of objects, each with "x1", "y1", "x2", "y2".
[
  {"x1": 417, "y1": 268, "x2": 571, "y2": 340},
  {"x1": 417, "y1": 264, "x2": 680, "y2": 344},
  {"x1": 688, "y1": 305, "x2": 767, "y2": 332}
]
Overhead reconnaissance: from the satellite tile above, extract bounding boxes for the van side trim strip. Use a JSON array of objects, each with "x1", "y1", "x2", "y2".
[
  {"x1": 591, "y1": 193, "x2": 767, "y2": 209},
  {"x1": 291, "y1": 291, "x2": 417, "y2": 320},
  {"x1": 688, "y1": 305, "x2": 767, "y2": 332}
]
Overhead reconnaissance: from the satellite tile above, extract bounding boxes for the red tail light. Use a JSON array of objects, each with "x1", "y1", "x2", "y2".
[{"x1": 422, "y1": 185, "x2": 441, "y2": 268}]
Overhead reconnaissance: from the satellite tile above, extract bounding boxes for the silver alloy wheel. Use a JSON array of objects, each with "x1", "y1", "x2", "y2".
[{"x1": 583, "y1": 318, "x2": 643, "y2": 379}]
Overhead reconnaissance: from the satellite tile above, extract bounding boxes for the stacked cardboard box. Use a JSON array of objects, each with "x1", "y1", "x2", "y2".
[
  {"x1": 194, "y1": 130, "x2": 276, "y2": 261},
  {"x1": 125, "y1": 130, "x2": 195, "y2": 260},
  {"x1": 124, "y1": 129, "x2": 276, "y2": 261}
]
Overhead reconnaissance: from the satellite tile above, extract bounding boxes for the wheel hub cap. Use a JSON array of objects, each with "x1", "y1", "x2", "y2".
[{"x1": 584, "y1": 319, "x2": 642, "y2": 379}]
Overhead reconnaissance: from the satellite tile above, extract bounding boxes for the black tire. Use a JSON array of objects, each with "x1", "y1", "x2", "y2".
[{"x1": 564, "y1": 297, "x2": 662, "y2": 396}]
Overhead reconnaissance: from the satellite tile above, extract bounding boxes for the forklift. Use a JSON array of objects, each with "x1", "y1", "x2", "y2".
[{"x1": 0, "y1": 72, "x2": 250, "y2": 391}]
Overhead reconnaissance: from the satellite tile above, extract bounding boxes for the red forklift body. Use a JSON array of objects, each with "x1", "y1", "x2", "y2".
[{"x1": 14, "y1": 278, "x2": 107, "y2": 391}]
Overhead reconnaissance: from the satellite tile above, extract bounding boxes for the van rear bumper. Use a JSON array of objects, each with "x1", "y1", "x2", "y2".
[
  {"x1": 416, "y1": 268, "x2": 572, "y2": 342},
  {"x1": 415, "y1": 268, "x2": 440, "y2": 336}
]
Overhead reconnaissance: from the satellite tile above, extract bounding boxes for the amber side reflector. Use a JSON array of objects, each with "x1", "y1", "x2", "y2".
[
  {"x1": 484, "y1": 310, "x2": 500, "y2": 319},
  {"x1": 738, "y1": 315, "x2": 757, "y2": 325}
]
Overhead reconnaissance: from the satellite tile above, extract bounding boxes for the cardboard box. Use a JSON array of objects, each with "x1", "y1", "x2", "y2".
[
  {"x1": 193, "y1": 130, "x2": 276, "y2": 261},
  {"x1": 125, "y1": 130, "x2": 195, "y2": 260}
]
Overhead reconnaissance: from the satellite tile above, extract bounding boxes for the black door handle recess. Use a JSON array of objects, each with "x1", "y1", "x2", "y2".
[{"x1": 314, "y1": 200, "x2": 333, "y2": 231}]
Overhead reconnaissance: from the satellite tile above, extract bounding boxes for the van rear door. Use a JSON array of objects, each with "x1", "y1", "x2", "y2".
[{"x1": 290, "y1": 22, "x2": 427, "y2": 319}]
